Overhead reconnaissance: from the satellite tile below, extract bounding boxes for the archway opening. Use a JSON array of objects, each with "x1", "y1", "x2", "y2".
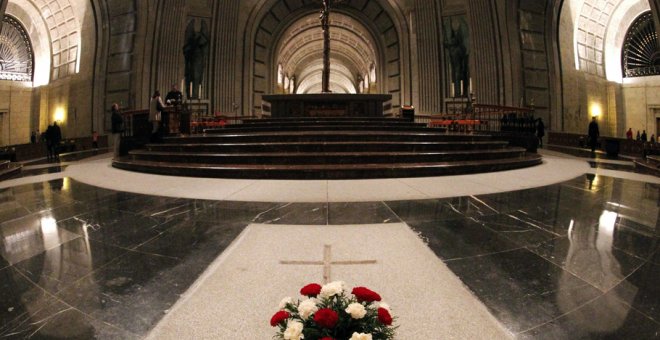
[{"x1": 274, "y1": 12, "x2": 378, "y2": 94}]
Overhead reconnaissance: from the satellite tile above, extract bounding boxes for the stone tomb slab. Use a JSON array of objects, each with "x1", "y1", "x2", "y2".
[{"x1": 146, "y1": 223, "x2": 512, "y2": 339}]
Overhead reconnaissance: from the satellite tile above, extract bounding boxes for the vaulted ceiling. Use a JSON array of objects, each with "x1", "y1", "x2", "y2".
[{"x1": 274, "y1": 12, "x2": 378, "y2": 94}]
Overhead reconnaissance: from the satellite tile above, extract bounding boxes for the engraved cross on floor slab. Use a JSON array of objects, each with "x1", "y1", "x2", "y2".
[{"x1": 280, "y1": 244, "x2": 377, "y2": 284}]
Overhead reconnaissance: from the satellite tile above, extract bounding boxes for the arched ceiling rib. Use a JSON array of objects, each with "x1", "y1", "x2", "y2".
[{"x1": 572, "y1": 0, "x2": 625, "y2": 76}]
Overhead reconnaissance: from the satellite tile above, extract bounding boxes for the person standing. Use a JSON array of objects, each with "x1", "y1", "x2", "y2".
[
  {"x1": 92, "y1": 131, "x2": 99, "y2": 149},
  {"x1": 149, "y1": 91, "x2": 165, "y2": 142},
  {"x1": 588, "y1": 116, "x2": 599, "y2": 154},
  {"x1": 45, "y1": 124, "x2": 53, "y2": 161},
  {"x1": 641, "y1": 130, "x2": 647, "y2": 142},
  {"x1": 52, "y1": 122, "x2": 62, "y2": 160},
  {"x1": 111, "y1": 103, "x2": 123, "y2": 157},
  {"x1": 536, "y1": 118, "x2": 545, "y2": 148},
  {"x1": 636, "y1": 130, "x2": 641, "y2": 141},
  {"x1": 165, "y1": 85, "x2": 183, "y2": 105},
  {"x1": 626, "y1": 128, "x2": 633, "y2": 140}
]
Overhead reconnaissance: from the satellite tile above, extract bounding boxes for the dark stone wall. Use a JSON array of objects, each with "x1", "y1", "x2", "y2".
[
  {"x1": 0, "y1": 0, "x2": 7, "y2": 31},
  {"x1": 101, "y1": 0, "x2": 138, "y2": 110},
  {"x1": 518, "y1": 0, "x2": 553, "y2": 125}
]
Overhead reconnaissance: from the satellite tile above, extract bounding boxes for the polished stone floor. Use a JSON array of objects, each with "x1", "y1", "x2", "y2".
[{"x1": 0, "y1": 172, "x2": 658, "y2": 339}]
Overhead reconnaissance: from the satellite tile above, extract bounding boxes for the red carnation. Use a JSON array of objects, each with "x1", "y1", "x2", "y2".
[
  {"x1": 270, "y1": 310, "x2": 290, "y2": 327},
  {"x1": 378, "y1": 307, "x2": 393, "y2": 326},
  {"x1": 313, "y1": 308, "x2": 339, "y2": 329},
  {"x1": 300, "y1": 283, "x2": 322, "y2": 297},
  {"x1": 351, "y1": 287, "x2": 382, "y2": 303}
]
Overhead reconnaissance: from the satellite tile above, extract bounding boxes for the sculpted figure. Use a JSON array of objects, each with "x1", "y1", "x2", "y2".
[
  {"x1": 184, "y1": 19, "x2": 209, "y2": 99},
  {"x1": 444, "y1": 18, "x2": 470, "y2": 97}
]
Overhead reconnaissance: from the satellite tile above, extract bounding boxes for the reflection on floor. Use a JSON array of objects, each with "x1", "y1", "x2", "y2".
[{"x1": 0, "y1": 175, "x2": 658, "y2": 339}]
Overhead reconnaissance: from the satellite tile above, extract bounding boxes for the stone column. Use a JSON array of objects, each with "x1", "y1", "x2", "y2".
[
  {"x1": 211, "y1": 1, "x2": 239, "y2": 113},
  {"x1": 0, "y1": 0, "x2": 7, "y2": 31},
  {"x1": 465, "y1": 0, "x2": 504, "y2": 105},
  {"x1": 411, "y1": 0, "x2": 443, "y2": 114},
  {"x1": 651, "y1": 0, "x2": 660, "y2": 42}
]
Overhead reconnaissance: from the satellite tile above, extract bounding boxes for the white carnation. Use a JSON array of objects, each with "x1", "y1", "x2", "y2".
[
  {"x1": 350, "y1": 332, "x2": 372, "y2": 340},
  {"x1": 345, "y1": 303, "x2": 367, "y2": 319},
  {"x1": 279, "y1": 297, "x2": 294, "y2": 309},
  {"x1": 320, "y1": 281, "x2": 345, "y2": 298},
  {"x1": 297, "y1": 298, "x2": 319, "y2": 320},
  {"x1": 283, "y1": 320, "x2": 304, "y2": 340}
]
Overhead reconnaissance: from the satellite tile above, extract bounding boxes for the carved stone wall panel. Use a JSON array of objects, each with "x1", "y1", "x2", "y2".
[
  {"x1": 150, "y1": 0, "x2": 187, "y2": 98},
  {"x1": 519, "y1": 0, "x2": 551, "y2": 123},
  {"x1": 412, "y1": 0, "x2": 443, "y2": 114},
  {"x1": 466, "y1": 0, "x2": 502, "y2": 105},
  {"x1": 103, "y1": 0, "x2": 137, "y2": 112},
  {"x1": 209, "y1": 1, "x2": 240, "y2": 113}
]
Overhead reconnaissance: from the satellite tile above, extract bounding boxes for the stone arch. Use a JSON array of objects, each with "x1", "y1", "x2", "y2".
[
  {"x1": 5, "y1": 1, "x2": 52, "y2": 86},
  {"x1": 26, "y1": 0, "x2": 82, "y2": 80},
  {"x1": 0, "y1": 15, "x2": 34, "y2": 82},
  {"x1": 564, "y1": 0, "x2": 654, "y2": 79},
  {"x1": 244, "y1": 0, "x2": 408, "y2": 114}
]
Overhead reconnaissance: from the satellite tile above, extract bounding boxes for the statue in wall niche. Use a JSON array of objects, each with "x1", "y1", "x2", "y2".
[
  {"x1": 443, "y1": 16, "x2": 470, "y2": 98},
  {"x1": 184, "y1": 19, "x2": 210, "y2": 99}
]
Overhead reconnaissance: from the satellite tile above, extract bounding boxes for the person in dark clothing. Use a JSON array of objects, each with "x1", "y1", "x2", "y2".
[
  {"x1": 45, "y1": 124, "x2": 54, "y2": 161},
  {"x1": 111, "y1": 103, "x2": 124, "y2": 157},
  {"x1": 165, "y1": 85, "x2": 183, "y2": 105},
  {"x1": 30, "y1": 131, "x2": 36, "y2": 144},
  {"x1": 588, "y1": 117, "x2": 599, "y2": 154},
  {"x1": 636, "y1": 130, "x2": 641, "y2": 141},
  {"x1": 641, "y1": 130, "x2": 647, "y2": 142},
  {"x1": 52, "y1": 122, "x2": 62, "y2": 159},
  {"x1": 536, "y1": 118, "x2": 545, "y2": 147},
  {"x1": 92, "y1": 131, "x2": 99, "y2": 149}
]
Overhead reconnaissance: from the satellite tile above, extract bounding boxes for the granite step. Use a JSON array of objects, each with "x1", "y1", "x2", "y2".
[
  {"x1": 112, "y1": 154, "x2": 543, "y2": 180},
  {"x1": 0, "y1": 161, "x2": 22, "y2": 181},
  {"x1": 145, "y1": 141, "x2": 510, "y2": 153},
  {"x1": 633, "y1": 156, "x2": 660, "y2": 176},
  {"x1": 205, "y1": 124, "x2": 433, "y2": 133},
  {"x1": 128, "y1": 148, "x2": 528, "y2": 165},
  {"x1": 222, "y1": 121, "x2": 427, "y2": 128},
  {"x1": 163, "y1": 132, "x2": 493, "y2": 144},
  {"x1": 241, "y1": 117, "x2": 412, "y2": 124}
]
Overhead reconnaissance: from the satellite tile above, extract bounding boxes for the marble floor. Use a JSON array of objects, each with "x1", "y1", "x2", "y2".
[{"x1": 0, "y1": 153, "x2": 658, "y2": 339}]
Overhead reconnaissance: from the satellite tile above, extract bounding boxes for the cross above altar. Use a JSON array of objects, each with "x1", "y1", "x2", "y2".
[
  {"x1": 319, "y1": 0, "x2": 346, "y2": 93},
  {"x1": 280, "y1": 244, "x2": 377, "y2": 284}
]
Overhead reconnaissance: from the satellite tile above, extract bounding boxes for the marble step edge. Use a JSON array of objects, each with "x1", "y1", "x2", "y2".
[
  {"x1": 164, "y1": 131, "x2": 490, "y2": 139},
  {"x1": 0, "y1": 163, "x2": 22, "y2": 181},
  {"x1": 112, "y1": 155, "x2": 543, "y2": 178},
  {"x1": 130, "y1": 148, "x2": 528, "y2": 157},
  {"x1": 150, "y1": 140, "x2": 508, "y2": 146}
]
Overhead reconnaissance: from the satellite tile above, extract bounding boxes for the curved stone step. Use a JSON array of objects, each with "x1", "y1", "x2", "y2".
[
  {"x1": 205, "y1": 124, "x2": 433, "y2": 133},
  {"x1": 0, "y1": 161, "x2": 22, "y2": 180},
  {"x1": 145, "y1": 141, "x2": 510, "y2": 153},
  {"x1": 128, "y1": 148, "x2": 529, "y2": 165},
  {"x1": 241, "y1": 117, "x2": 411, "y2": 124},
  {"x1": 225, "y1": 121, "x2": 427, "y2": 127},
  {"x1": 164, "y1": 131, "x2": 493, "y2": 144},
  {"x1": 112, "y1": 154, "x2": 543, "y2": 180}
]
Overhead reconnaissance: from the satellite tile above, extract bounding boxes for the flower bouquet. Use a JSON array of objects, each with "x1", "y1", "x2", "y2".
[{"x1": 270, "y1": 281, "x2": 396, "y2": 340}]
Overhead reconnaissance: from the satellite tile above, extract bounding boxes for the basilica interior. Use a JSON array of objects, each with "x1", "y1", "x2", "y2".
[{"x1": 0, "y1": 0, "x2": 659, "y2": 339}]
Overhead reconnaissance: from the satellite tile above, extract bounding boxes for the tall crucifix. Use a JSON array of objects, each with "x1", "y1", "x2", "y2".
[{"x1": 319, "y1": 0, "x2": 344, "y2": 93}]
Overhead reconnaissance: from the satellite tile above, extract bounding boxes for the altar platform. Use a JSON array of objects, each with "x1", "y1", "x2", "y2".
[{"x1": 262, "y1": 93, "x2": 392, "y2": 117}]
